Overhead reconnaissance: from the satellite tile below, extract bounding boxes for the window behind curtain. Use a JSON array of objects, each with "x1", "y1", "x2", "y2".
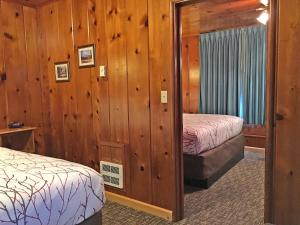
[{"x1": 199, "y1": 25, "x2": 267, "y2": 125}]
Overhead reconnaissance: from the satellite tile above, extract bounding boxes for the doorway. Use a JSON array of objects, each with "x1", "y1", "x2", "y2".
[{"x1": 173, "y1": 0, "x2": 277, "y2": 223}]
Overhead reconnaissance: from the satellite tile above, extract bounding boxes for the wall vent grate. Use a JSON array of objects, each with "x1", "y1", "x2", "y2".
[{"x1": 100, "y1": 161, "x2": 123, "y2": 189}]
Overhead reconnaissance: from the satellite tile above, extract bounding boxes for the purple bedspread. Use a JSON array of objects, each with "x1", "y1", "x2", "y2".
[{"x1": 183, "y1": 114, "x2": 243, "y2": 155}]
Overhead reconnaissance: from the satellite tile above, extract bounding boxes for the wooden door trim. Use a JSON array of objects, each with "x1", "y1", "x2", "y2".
[
  {"x1": 265, "y1": 0, "x2": 278, "y2": 223},
  {"x1": 171, "y1": 0, "x2": 278, "y2": 223}
]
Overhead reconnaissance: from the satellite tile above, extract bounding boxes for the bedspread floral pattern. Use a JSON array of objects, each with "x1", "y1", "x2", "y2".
[
  {"x1": 183, "y1": 114, "x2": 244, "y2": 155},
  {"x1": 0, "y1": 147, "x2": 105, "y2": 225}
]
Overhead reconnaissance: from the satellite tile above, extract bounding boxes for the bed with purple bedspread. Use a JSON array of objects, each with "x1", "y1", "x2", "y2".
[
  {"x1": 0, "y1": 147, "x2": 105, "y2": 225},
  {"x1": 183, "y1": 114, "x2": 244, "y2": 155}
]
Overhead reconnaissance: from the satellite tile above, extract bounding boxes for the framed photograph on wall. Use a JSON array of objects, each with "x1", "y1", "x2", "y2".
[
  {"x1": 54, "y1": 61, "x2": 70, "y2": 82},
  {"x1": 78, "y1": 44, "x2": 96, "y2": 68}
]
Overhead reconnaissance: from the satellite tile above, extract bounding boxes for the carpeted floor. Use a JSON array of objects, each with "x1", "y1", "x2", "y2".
[{"x1": 103, "y1": 156, "x2": 264, "y2": 225}]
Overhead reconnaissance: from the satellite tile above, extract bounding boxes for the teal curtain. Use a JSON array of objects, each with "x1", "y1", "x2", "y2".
[{"x1": 200, "y1": 25, "x2": 267, "y2": 125}]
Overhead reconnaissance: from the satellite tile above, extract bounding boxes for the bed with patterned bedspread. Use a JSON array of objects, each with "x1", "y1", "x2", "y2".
[
  {"x1": 183, "y1": 113, "x2": 244, "y2": 155},
  {"x1": 183, "y1": 114, "x2": 245, "y2": 188},
  {"x1": 0, "y1": 147, "x2": 105, "y2": 225}
]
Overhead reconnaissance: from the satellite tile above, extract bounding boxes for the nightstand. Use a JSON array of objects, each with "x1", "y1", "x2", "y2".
[{"x1": 0, "y1": 127, "x2": 37, "y2": 153}]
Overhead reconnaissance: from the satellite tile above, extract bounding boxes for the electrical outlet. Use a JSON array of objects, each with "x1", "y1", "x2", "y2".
[
  {"x1": 99, "y1": 65, "x2": 106, "y2": 77},
  {"x1": 161, "y1": 90, "x2": 168, "y2": 104}
]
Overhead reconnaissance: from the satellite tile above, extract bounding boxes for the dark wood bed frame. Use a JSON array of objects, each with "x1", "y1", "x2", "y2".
[
  {"x1": 184, "y1": 134, "x2": 245, "y2": 189},
  {"x1": 79, "y1": 211, "x2": 102, "y2": 225}
]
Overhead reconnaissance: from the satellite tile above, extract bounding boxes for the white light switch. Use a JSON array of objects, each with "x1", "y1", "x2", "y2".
[
  {"x1": 99, "y1": 65, "x2": 106, "y2": 77},
  {"x1": 161, "y1": 90, "x2": 168, "y2": 104}
]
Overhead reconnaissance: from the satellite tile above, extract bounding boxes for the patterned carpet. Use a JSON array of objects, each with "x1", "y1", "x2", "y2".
[{"x1": 102, "y1": 157, "x2": 264, "y2": 225}]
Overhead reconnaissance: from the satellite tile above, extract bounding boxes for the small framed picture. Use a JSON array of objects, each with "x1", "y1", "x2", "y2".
[
  {"x1": 78, "y1": 44, "x2": 96, "y2": 68},
  {"x1": 54, "y1": 61, "x2": 70, "y2": 82}
]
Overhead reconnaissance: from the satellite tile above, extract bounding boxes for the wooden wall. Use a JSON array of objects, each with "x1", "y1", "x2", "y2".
[
  {"x1": 36, "y1": 0, "x2": 179, "y2": 214},
  {"x1": 180, "y1": 0, "x2": 261, "y2": 37},
  {"x1": 0, "y1": 0, "x2": 48, "y2": 155},
  {"x1": 181, "y1": 36, "x2": 200, "y2": 113},
  {"x1": 274, "y1": 0, "x2": 300, "y2": 224},
  {"x1": 2, "y1": 0, "x2": 300, "y2": 223}
]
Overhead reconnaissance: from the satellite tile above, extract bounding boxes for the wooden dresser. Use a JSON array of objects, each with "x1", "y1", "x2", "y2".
[
  {"x1": 0, "y1": 127, "x2": 36, "y2": 153},
  {"x1": 243, "y1": 125, "x2": 266, "y2": 149}
]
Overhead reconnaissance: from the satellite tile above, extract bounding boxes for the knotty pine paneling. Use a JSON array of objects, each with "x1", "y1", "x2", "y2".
[
  {"x1": 72, "y1": 0, "x2": 95, "y2": 167},
  {"x1": 181, "y1": 38, "x2": 190, "y2": 112},
  {"x1": 106, "y1": 0, "x2": 129, "y2": 144},
  {"x1": 0, "y1": 1, "x2": 6, "y2": 128},
  {"x1": 274, "y1": 0, "x2": 300, "y2": 224},
  {"x1": 57, "y1": 0, "x2": 78, "y2": 163},
  {"x1": 2, "y1": 1, "x2": 30, "y2": 125},
  {"x1": 148, "y1": 0, "x2": 176, "y2": 211},
  {"x1": 23, "y1": 6, "x2": 46, "y2": 154},
  {"x1": 40, "y1": 3, "x2": 66, "y2": 159},
  {"x1": 0, "y1": 0, "x2": 47, "y2": 155},
  {"x1": 36, "y1": 0, "x2": 179, "y2": 213},
  {"x1": 181, "y1": 36, "x2": 200, "y2": 113},
  {"x1": 126, "y1": 0, "x2": 152, "y2": 202}
]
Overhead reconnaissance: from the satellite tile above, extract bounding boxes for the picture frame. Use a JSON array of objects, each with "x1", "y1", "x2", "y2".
[
  {"x1": 78, "y1": 44, "x2": 96, "y2": 68},
  {"x1": 54, "y1": 61, "x2": 70, "y2": 82}
]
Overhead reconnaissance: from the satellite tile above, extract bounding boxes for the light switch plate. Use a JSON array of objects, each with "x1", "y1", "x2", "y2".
[
  {"x1": 161, "y1": 90, "x2": 168, "y2": 104},
  {"x1": 99, "y1": 65, "x2": 106, "y2": 77}
]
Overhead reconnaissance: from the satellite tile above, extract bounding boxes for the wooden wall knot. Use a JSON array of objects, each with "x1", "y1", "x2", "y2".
[
  {"x1": 0, "y1": 72, "x2": 6, "y2": 81},
  {"x1": 15, "y1": 12, "x2": 19, "y2": 17},
  {"x1": 3, "y1": 32, "x2": 13, "y2": 40},
  {"x1": 142, "y1": 15, "x2": 148, "y2": 27},
  {"x1": 161, "y1": 14, "x2": 167, "y2": 20},
  {"x1": 127, "y1": 15, "x2": 132, "y2": 21},
  {"x1": 109, "y1": 8, "x2": 117, "y2": 15}
]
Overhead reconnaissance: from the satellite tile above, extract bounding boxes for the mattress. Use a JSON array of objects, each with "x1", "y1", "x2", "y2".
[
  {"x1": 183, "y1": 114, "x2": 243, "y2": 155},
  {"x1": 0, "y1": 147, "x2": 106, "y2": 225}
]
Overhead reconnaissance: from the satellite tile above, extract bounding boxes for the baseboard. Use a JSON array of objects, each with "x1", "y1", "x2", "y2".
[
  {"x1": 245, "y1": 146, "x2": 265, "y2": 154},
  {"x1": 105, "y1": 191, "x2": 173, "y2": 221}
]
